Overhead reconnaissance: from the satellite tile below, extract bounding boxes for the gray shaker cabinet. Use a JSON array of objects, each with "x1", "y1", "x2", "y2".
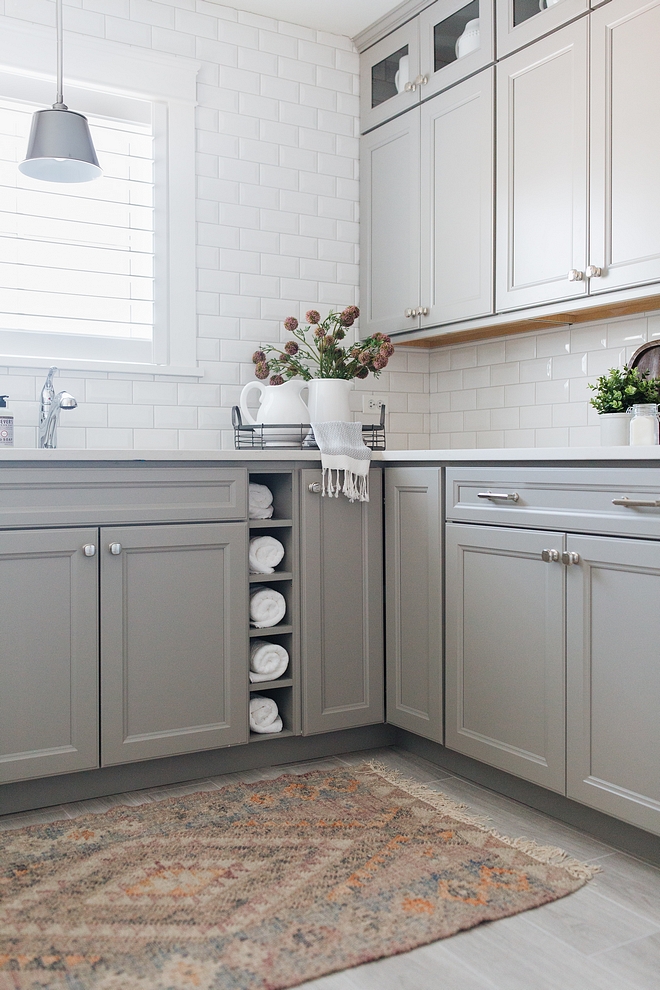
[
  {"x1": 566, "y1": 534, "x2": 660, "y2": 836},
  {"x1": 100, "y1": 522, "x2": 248, "y2": 766},
  {"x1": 445, "y1": 523, "x2": 566, "y2": 793},
  {"x1": 385, "y1": 467, "x2": 443, "y2": 743},
  {"x1": 0, "y1": 528, "x2": 99, "y2": 784},
  {"x1": 300, "y1": 469, "x2": 384, "y2": 734}
]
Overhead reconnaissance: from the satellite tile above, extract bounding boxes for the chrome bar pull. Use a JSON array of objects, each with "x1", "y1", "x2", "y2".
[
  {"x1": 612, "y1": 497, "x2": 660, "y2": 508},
  {"x1": 562, "y1": 551, "x2": 580, "y2": 566},
  {"x1": 541, "y1": 549, "x2": 560, "y2": 562},
  {"x1": 477, "y1": 491, "x2": 520, "y2": 502}
]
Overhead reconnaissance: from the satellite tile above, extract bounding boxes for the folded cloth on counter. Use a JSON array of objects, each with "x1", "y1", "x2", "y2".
[
  {"x1": 250, "y1": 585, "x2": 286, "y2": 628},
  {"x1": 249, "y1": 695, "x2": 283, "y2": 734},
  {"x1": 249, "y1": 482, "x2": 274, "y2": 519},
  {"x1": 249, "y1": 639, "x2": 290, "y2": 683},
  {"x1": 311, "y1": 421, "x2": 371, "y2": 503},
  {"x1": 249, "y1": 535, "x2": 285, "y2": 574}
]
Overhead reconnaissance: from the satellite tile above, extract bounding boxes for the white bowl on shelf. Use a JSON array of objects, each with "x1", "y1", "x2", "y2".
[{"x1": 455, "y1": 19, "x2": 480, "y2": 59}]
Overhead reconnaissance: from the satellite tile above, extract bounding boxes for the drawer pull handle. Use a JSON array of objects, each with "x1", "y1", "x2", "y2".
[
  {"x1": 477, "y1": 491, "x2": 520, "y2": 502},
  {"x1": 612, "y1": 497, "x2": 660, "y2": 508},
  {"x1": 562, "y1": 551, "x2": 580, "y2": 566},
  {"x1": 109, "y1": 543, "x2": 122, "y2": 555},
  {"x1": 541, "y1": 549, "x2": 560, "y2": 562}
]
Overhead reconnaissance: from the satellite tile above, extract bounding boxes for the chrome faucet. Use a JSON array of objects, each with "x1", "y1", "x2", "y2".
[{"x1": 39, "y1": 367, "x2": 77, "y2": 448}]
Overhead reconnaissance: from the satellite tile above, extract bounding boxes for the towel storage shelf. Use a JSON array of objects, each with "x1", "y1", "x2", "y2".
[{"x1": 233, "y1": 404, "x2": 386, "y2": 450}]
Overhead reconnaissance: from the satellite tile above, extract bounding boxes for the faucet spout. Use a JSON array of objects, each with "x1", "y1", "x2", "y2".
[{"x1": 39, "y1": 368, "x2": 77, "y2": 448}]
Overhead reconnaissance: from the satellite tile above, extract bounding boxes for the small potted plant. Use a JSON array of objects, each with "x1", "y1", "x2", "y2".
[
  {"x1": 588, "y1": 365, "x2": 660, "y2": 445},
  {"x1": 250, "y1": 307, "x2": 395, "y2": 423}
]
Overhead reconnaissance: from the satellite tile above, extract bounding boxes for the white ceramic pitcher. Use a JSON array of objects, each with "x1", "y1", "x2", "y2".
[
  {"x1": 306, "y1": 378, "x2": 352, "y2": 423},
  {"x1": 239, "y1": 379, "x2": 310, "y2": 431}
]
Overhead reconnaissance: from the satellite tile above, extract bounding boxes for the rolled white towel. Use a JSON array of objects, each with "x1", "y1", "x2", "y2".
[
  {"x1": 250, "y1": 505, "x2": 273, "y2": 520},
  {"x1": 250, "y1": 640, "x2": 289, "y2": 683},
  {"x1": 249, "y1": 695, "x2": 283, "y2": 734},
  {"x1": 249, "y1": 535, "x2": 285, "y2": 574},
  {"x1": 249, "y1": 483, "x2": 273, "y2": 518},
  {"x1": 250, "y1": 585, "x2": 286, "y2": 628}
]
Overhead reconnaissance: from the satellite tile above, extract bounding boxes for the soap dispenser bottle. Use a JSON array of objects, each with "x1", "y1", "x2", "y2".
[{"x1": 0, "y1": 395, "x2": 14, "y2": 447}]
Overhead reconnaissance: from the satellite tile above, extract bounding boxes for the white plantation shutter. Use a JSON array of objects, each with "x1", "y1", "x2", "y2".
[{"x1": 0, "y1": 96, "x2": 155, "y2": 363}]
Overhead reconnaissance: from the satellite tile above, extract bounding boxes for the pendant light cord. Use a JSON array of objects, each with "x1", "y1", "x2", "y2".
[{"x1": 53, "y1": 0, "x2": 67, "y2": 109}]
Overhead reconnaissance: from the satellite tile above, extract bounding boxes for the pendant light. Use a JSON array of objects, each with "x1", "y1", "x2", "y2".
[{"x1": 19, "y1": 0, "x2": 101, "y2": 183}]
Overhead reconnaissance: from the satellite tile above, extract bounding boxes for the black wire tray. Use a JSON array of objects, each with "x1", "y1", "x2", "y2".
[{"x1": 232, "y1": 404, "x2": 386, "y2": 450}]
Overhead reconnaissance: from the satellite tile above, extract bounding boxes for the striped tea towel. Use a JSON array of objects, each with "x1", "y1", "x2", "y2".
[{"x1": 311, "y1": 420, "x2": 371, "y2": 502}]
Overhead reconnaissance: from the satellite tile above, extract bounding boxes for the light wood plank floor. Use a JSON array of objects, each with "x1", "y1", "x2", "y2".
[{"x1": 2, "y1": 746, "x2": 659, "y2": 990}]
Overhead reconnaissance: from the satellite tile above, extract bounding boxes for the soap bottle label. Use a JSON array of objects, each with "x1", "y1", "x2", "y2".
[{"x1": 0, "y1": 415, "x2": 14, "y2": 446}]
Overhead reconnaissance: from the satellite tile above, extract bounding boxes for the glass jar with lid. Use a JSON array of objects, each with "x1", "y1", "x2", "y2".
[{"x1": 629, "y1": 403, "x2": 659, "y2": 445}]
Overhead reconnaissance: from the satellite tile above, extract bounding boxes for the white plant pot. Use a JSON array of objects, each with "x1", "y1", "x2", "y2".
[
  {"x1": 307, "y1": 378, "x2": 352, "y2": 423},
  {"x1": 599, "y1": 412, "x2": 630, "y2": 446}
]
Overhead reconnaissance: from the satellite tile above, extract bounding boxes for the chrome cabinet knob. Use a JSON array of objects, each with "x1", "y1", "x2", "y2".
[
  {"x1": 404, "y1": 74, "x2": 428, "y2": 92},
  {"x1": 416, "y1": 306, "x2": 429, "y2": 316},
  {"x1": 568, "y1": 269, "x2": 584, "y2": 282},
  {"x1": 541, "y1": 549, "x2": 560, "y2": 562},
  {"x1": 308, "y1": 483, "x2": 322, "y2": 494},
  {"x1": 562, "y1": 551, "x2": 580, "y2": 565},
  {"x1": 586, "y1": 265, "x2": 602, "y2": 278},
  {"x1": 109, "y1": 543, "x2": 122, "y2": 555},
  {"x1": 82, "y1": 544, "x2": 96, "y2": 557},
  {"x1": 404, "y1": 308, "x2": 416, "y2": 318}
]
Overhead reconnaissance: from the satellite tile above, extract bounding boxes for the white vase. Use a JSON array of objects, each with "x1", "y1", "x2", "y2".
[
  {"x1": 306, "y1": 379, "x2": 353, "y2": 423},
  {"x1": 599, "y1": 412, "x2": 630, "y2": 446},
  {"x1": 239, "y1": 379, "x2": 310, "y2": 441}
]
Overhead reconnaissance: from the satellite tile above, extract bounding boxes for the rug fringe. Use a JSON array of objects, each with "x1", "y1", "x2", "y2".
[{"x1": 360, "y1": 761, "x2": 601, "y2": 882}]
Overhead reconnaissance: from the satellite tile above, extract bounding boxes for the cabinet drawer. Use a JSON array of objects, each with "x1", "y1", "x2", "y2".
[
  {"x1": 446, "y1": 467, "x2": 660, "y2": 538},
  {"x1": 0, "y1": 466, "x2": 247, "y2": 527}
]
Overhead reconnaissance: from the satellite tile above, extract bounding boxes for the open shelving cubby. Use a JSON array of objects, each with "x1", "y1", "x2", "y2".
[{"x1": 247, "y1": 471, "x2": 300, "y2": 742}]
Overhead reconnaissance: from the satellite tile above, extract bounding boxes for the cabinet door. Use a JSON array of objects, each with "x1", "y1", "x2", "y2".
[
  {"x1": 101, "y1": 522, "x2": 248, "y2": 765},
  {"x1": 360, "y1": 111, "x2": 421, "y2": 337},
  {"x1": 496, "y1": 20, "x2": 589, "y2": 311},
  {"x1": 418, "y1": 0, "x2": 495, "y2": 100},
  {"x1": 445, "y1": 523, "x2": 566, "y2": 792},
  {"x1": 360, "y1": 21, "x2": 420, "y2": 132},
  {"x1": 567, "y1": 535, "x2": 660, "y2": 836},
  {"x1": 589, "y1": 0, "x2": 660, "y2": 293},
  {"x1": 300, "y1": 469, "x2": 384, "y2": 734},
  {"x1": 497, "y1": 0, "x2": 589, "y2": 59},
  {"x1": 421, "y1": 68, "x2": 494, "y2": 326},
  {"x1": 0, "y1": 528, "x2": 98, "y2": 783},
  {"x1": 385, "y1": 468, "x2": 443, "y2": 742}
]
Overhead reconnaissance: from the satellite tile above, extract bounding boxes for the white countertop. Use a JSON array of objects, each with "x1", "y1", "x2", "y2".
[{"x1": 1, "y1": 445, "x2": 660, "y2": 462}]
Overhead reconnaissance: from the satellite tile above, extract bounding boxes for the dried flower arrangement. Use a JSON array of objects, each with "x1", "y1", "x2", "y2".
[{"x1": 252, "y1": 307, "x2": 394, "y2": 384}]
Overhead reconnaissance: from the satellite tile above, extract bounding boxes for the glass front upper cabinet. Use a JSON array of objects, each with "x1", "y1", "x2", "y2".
[
  {"x1": 360, "y1": 0, "x2": 494, "y2": 132},
  {"x1": 496, "y1": 0, "x2": 590, "y2": 58}
]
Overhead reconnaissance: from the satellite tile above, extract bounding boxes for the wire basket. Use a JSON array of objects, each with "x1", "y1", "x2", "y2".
[{"x1": 232, "y1": 404, "x2": 386, "y2": 450}]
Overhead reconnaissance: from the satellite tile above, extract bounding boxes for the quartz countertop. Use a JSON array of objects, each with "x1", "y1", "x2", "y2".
[{"x1": 1, "y1": 445, "x2": 660, "y2": 462}]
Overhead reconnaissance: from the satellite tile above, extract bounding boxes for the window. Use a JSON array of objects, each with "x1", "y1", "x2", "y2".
[{"x1": 0, "y1": 20, "x2": 199, "y2": 374}]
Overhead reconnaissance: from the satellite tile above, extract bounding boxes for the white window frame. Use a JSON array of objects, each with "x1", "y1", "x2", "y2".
[{"x1": 0, "y1": 18, "x2": 201, "y2": 377}]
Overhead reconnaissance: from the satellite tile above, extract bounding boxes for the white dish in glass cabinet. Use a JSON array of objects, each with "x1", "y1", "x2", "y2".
[{"x1": 496, "y1": 0, "x2": 590, "y2": 58}]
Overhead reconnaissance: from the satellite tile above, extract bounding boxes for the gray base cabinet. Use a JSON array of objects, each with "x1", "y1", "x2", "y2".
[
  {"x1": 385, "y1": 467, "x2": 443, "y2": 743},
  {"x1": 0, "y1": 528, "x2": 99, "y2": 784},
  {"x1": 101, "y1": 522, "x2": 248, "y2": 765},
  {"x1": 567, "y1": 534, "x2": 660, "y2": 835},
  {"x1": 445, "y1": 523, "x2": 566, "y2": 793},
  {"x1": 300, "y1": 469, "x2": 384, "y2": 734}
]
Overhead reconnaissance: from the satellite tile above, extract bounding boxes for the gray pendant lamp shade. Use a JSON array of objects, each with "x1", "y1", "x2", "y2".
[{"x1": 18, "y1": 0, "x2": 101, "y2": 183}]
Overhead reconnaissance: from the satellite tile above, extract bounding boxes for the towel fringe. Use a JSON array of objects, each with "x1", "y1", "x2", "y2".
[
  {"x1": 321, "y1": 466, "x2": 369, "y2": 502},
  {"x1": 359, "y1": 761, "x2": 602, "y2": 882}
]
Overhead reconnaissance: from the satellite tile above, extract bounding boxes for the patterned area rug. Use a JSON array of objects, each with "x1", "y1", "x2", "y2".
[{"x1": 0, "y1": 763, "x2": 598, "y2": 990}]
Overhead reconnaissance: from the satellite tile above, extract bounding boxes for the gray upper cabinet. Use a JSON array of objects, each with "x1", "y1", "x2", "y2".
[
  {"x1": 360, "y1": 111, "x2": 422, "y2": 337},
  {"x1": 361, "y1": 67, "x2": 493, "y2": 337},
  {"x1": 385, "y1": 468, "x2": 443, "y2": 743},
  {"x1": 496, "y1": 0, "x2": 589, "y2": 59},
  {"x1": 589, "y1": 0, "x2": 660, "y2": 293},
  {"x1": 360, "y1": 20, "x2": 421, "y2": 133},
  {"x1": 496, "y1": 18, "x2": 589, "y2": 311},
  {"x1": 101, "y1": 522, "x2": 248, "y2": 765},
  {"x1": 0, "y1": 528, "x2": 99, "y2": 784},
  {"x1": 300, "y1": 469, "x2": 384, "y2": 734},
  {"x1": 566, "y1": 534, "x2": 660, "y2": 836},
  {"x1": 445, "y1": 522, "x2": 566, "y2": 792}
]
